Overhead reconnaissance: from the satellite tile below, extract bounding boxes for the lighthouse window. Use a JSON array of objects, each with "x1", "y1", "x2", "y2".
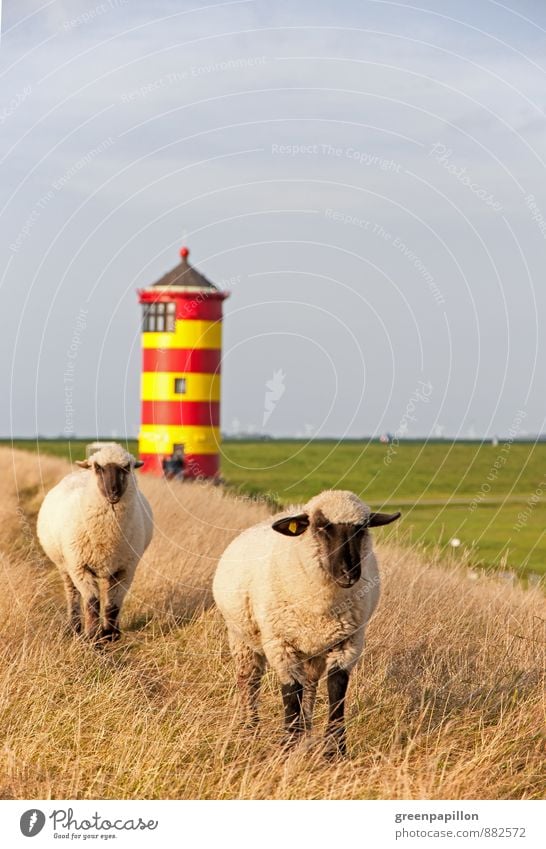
[
  {"x1": 174, "y1": 377, "x2": 187, "y2": 395},
  {"x1": 142, "y1": 302, "x2": 176, "y2": 332},
  {"x1": 166, "y1": 302, "x2": 176, "y2": 331}
]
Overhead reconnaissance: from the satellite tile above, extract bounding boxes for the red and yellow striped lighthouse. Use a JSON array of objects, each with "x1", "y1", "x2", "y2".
[{"x1": 137, "y1": 247, "x2": 228, "y2": 478}]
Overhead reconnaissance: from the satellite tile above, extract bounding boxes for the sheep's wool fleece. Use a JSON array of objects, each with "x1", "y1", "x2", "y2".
[
  {"x1": 213, "y1": 490, "x2": 380, "y2": 682},
  {"x1": 304, "y1": 489, "x2": 370, "y2": 524},
  {"x1": 37, "y1": 446, "x2": 153, "y2": 586},
  {"x1": 89, "y1": 444, "x2": 133, "y2": 466}
]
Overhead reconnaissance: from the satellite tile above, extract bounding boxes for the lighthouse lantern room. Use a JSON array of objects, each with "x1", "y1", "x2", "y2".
[{"x1": 137, "y1": 247, "x2": 228, "y2": 478}]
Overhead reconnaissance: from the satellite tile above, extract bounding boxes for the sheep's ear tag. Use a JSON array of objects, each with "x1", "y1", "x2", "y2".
[{"x1": 272, "y1": 514, "x2": 309, "y2": 537}]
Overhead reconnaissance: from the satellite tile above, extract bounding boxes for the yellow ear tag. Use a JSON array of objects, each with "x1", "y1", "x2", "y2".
[{"x1": 288, "y1": 521, "x2": 298, "y2": 534}]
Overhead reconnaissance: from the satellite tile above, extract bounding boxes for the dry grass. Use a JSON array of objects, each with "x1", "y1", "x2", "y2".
[{"x1": 0, "y1": 447, "x2": 544, "y2": 800}]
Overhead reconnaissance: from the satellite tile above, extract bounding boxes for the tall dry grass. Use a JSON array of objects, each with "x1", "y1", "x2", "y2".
[{"x1": 0, "y1": 447, "x2": 544, "y2": 799}]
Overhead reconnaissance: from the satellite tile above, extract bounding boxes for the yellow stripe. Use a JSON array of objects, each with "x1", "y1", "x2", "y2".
[
  {"x1": 138, "y1": 425, "x2": 220, "y2": 455},
  {"x1": 141, "y1": 372, "x2": 220, "y2": 402},
  {"x1": 142, "y1": 319, "x2": 222, "y2": 350}
]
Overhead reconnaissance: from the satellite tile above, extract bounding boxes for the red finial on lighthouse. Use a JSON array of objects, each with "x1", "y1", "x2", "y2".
[{"x1": 179, "y1": 246, "x2": 189, "y2": 259}]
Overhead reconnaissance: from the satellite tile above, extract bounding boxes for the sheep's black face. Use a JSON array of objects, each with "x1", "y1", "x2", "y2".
[
  {"x1": 271, "y1": 503, "x2": 400, "y2": 587},
  {"x1": 95, "y1": 462, "x2": 131, "y2": 504},
  {"x1": 314, "y1": 514, "x2": 367, "y2": 588}
]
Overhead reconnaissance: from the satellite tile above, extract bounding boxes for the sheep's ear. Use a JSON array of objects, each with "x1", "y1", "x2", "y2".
[
  {"x1": 272, "y1": 513, "x2": 309, "y2": 537},
  {"x1": 133, "y1": 460, "x2": 144, "y2": 469},
  {"x1": 75, "y1": 460, "x2": 90, "y2": 469},
  {"x1": 369, "y1": 511, "x2": 401, "y2": 527}
]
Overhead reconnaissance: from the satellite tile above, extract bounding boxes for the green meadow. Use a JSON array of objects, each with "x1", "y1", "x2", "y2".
[{"x1": 6, "y1": 438, "x2": 546, "y2": 578}]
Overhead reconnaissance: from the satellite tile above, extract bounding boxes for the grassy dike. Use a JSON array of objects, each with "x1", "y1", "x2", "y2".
[{"x1": 7, "y1": 438, "x2": 545, "y2": 577}]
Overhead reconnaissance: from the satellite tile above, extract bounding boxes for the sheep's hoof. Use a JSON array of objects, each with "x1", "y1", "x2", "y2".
[
  {"x1": 281, "y1": 728, "x2": 304, "y2": 751},
  {"x1": 94, "y1": 628, "x2": 121, "y2": 648},
  {"x1": 323, "y1": 736, "x2": 347, "y2": 761}
]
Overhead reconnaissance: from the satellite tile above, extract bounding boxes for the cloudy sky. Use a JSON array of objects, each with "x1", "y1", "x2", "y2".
[{"x1": 1, "y1": 0, "x2": 545, "y2": 440}]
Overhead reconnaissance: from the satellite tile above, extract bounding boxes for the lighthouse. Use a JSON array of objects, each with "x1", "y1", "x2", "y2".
[{"x1": 137, "y1": 247, "x2": 228, "y2": 478}]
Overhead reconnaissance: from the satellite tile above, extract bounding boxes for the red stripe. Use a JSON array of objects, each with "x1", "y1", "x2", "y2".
[
  {"x1": 138, "y1": 452, "x2": 219, "y2": 479},
  {"x1": 184, "y1": 453, "x2": 220, "y2": 479},
  {"x1": 176, "y1": 300, "x2": 223, "y2": 321},
  {"x1": 142, "y1": 348, "x2": 221, "y2": 374},
  {"x1": 138, "y1": 292, "x2": 224, "y2": 320},
  {"x1": 141, "y1": 400, "x2": 220, "y2": 426},
  {"x1": 138, "y1": 454, "x2": 163, "y2": 476}
]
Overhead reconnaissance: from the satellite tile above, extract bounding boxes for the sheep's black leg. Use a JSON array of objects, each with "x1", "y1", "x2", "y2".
[
  {"x1": 325, "y1": 667, "x2": 349, "y2": 757},
  {"x1": 281, "y1": 680, "x2": 304, "y2": 743},
  {"x1": 84, "y1": 595, "x2": 101, "y2": 641},
  {"x1": 62, "y1": 573, "x2": 81, "y2": 634},
  {"x1": 101, "y1": 603, "x2": 121, "y2": 641},
  {"x1": 98, "y1": 570, "x2": 125, "y2": 642}
]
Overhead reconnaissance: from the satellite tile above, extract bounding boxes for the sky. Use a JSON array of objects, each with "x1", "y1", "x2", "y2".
[{"x1": 1, "y1": 0, "x2": 546, "y2": 440}]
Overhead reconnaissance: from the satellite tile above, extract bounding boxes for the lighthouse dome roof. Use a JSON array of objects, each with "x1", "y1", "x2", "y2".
[{"x1": 151, "y1": 247, "x2": 217, "y2": 291}]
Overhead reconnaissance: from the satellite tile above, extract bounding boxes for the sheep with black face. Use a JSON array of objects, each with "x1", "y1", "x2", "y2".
[
  {"x1": 212, "y1": 489, "x2": 400, "y2": 755},
  {"x1": 37, "y1": 443, "x2": 153, "y2": 644}
]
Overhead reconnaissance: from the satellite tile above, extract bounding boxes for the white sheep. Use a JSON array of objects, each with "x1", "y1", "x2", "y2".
[
  {"x1": 37, "y1": 443, "x2": 153, "y2": 644},
  {"x1": 212, "y1": 489, "x2": 400, "y2": 755}
]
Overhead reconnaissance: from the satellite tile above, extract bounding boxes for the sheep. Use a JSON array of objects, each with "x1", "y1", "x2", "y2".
[
  {"x1": 37, "y1": 443, "x2": 153, "y2": 644},
  {"x1": 212, "y1": 489, "x2": 400, "y2": 755}
]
